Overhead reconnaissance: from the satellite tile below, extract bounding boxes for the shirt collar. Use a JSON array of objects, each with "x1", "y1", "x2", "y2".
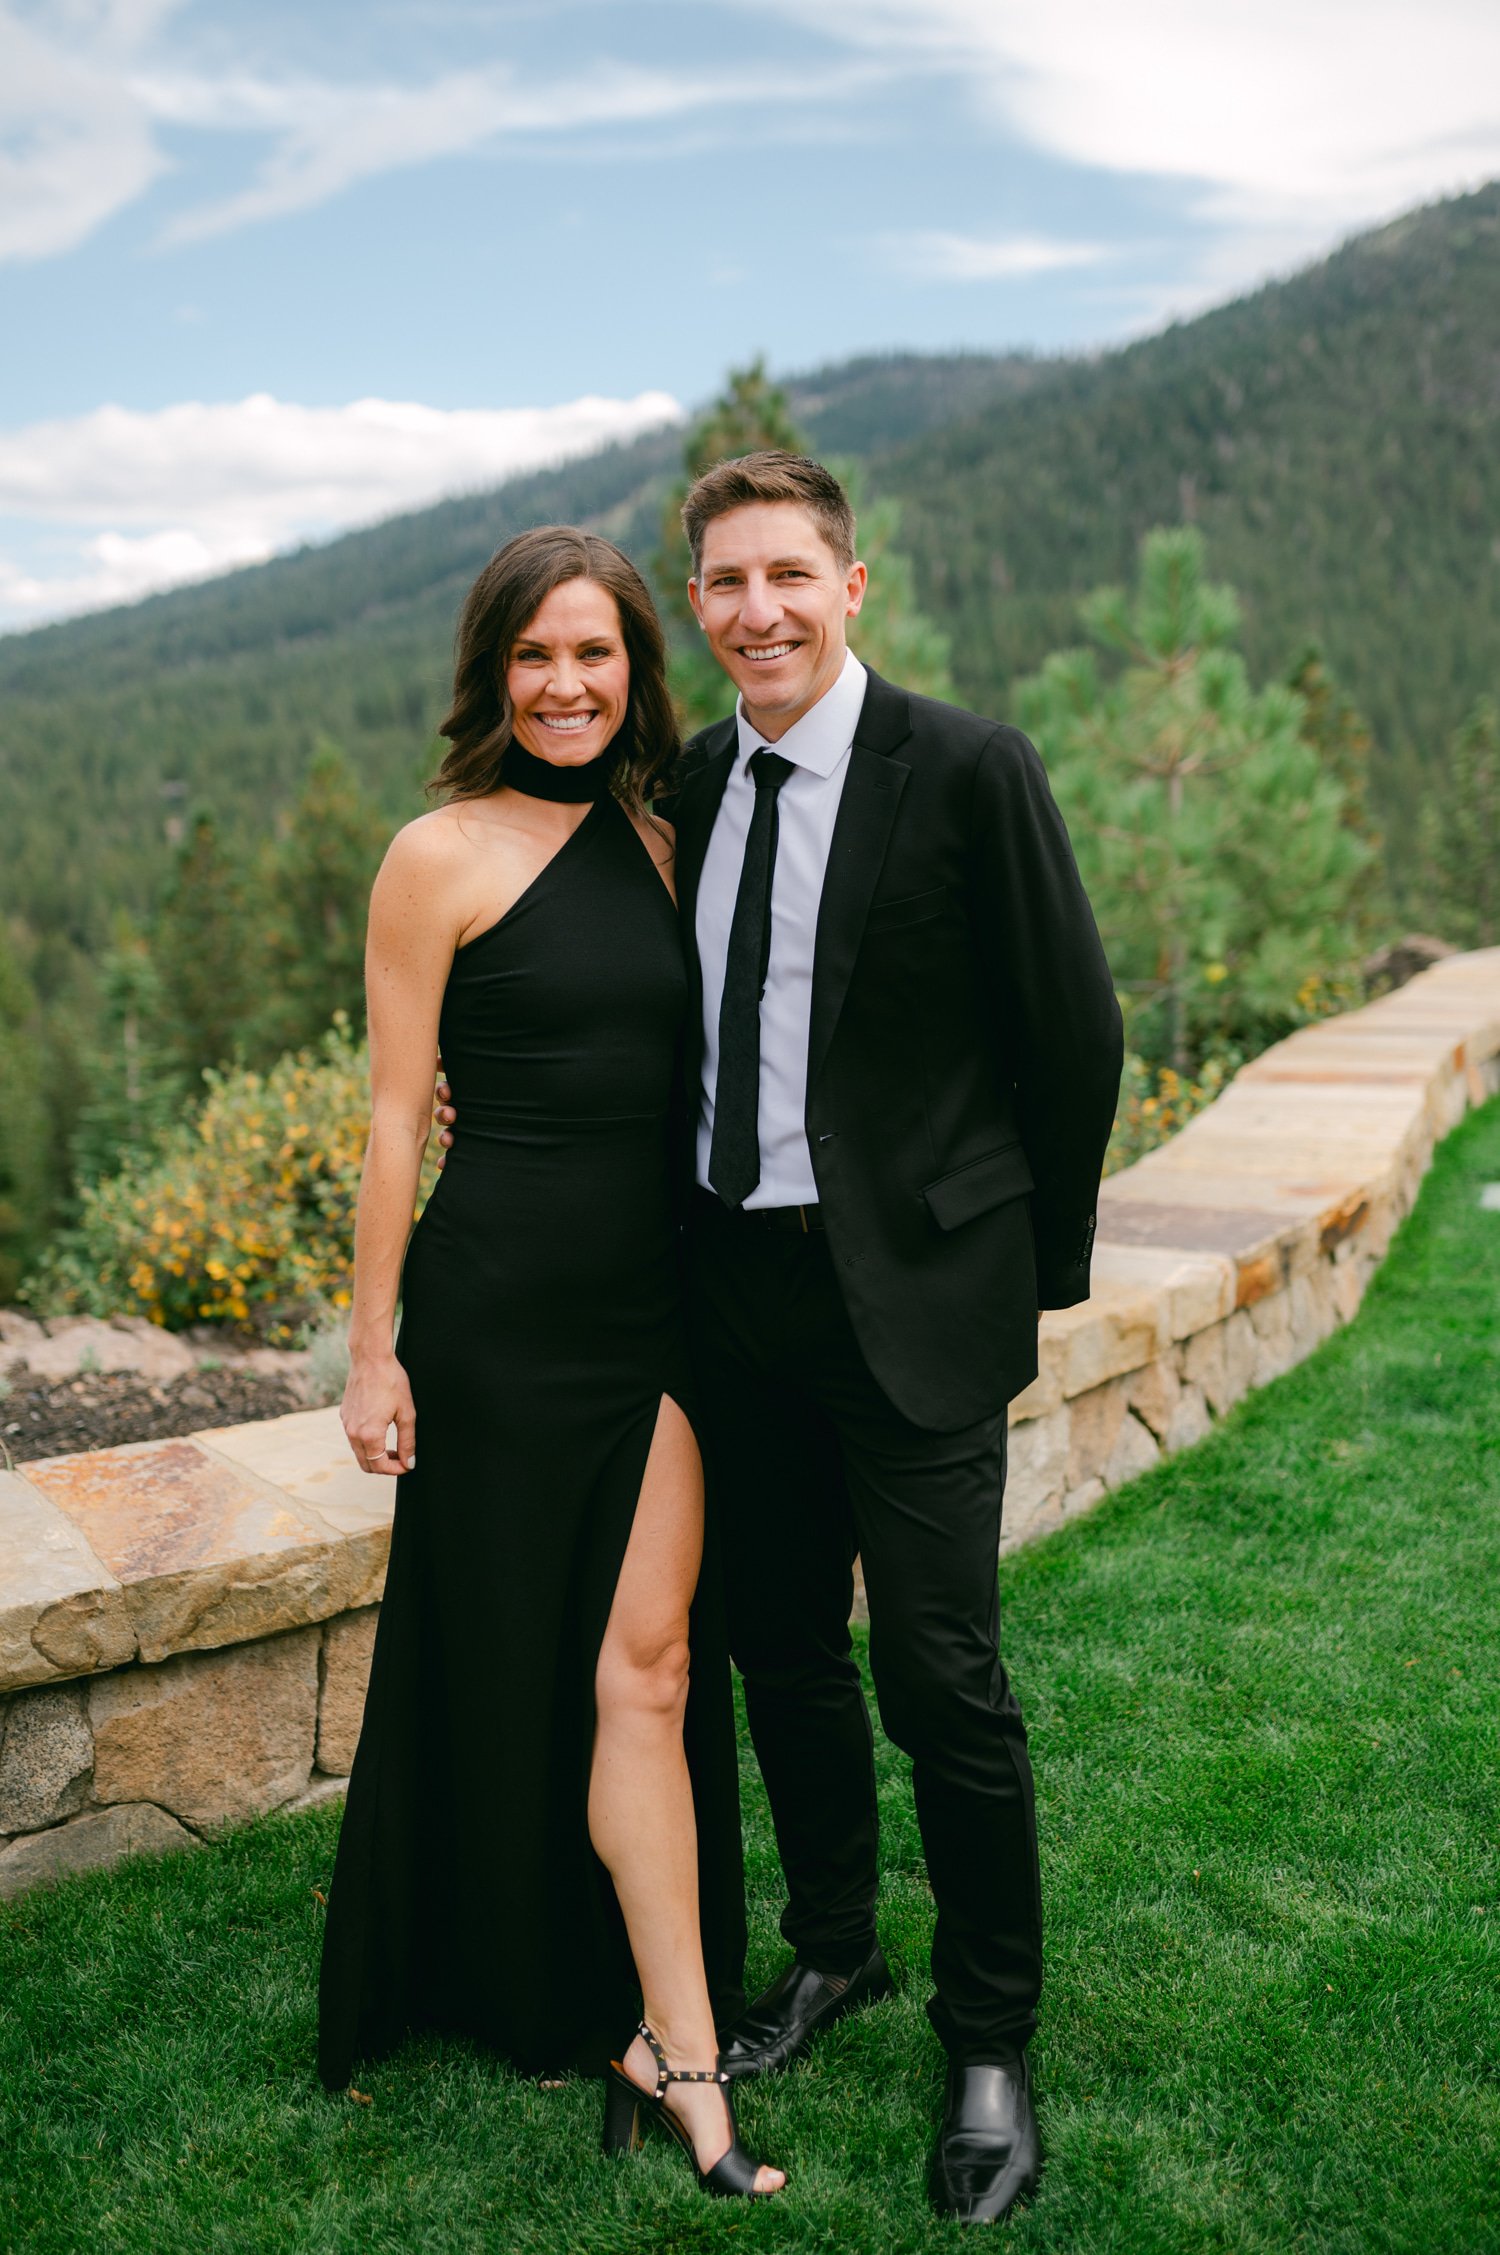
[{"x1": 734, "y1": 649, "x2": 867, "y2": 779}]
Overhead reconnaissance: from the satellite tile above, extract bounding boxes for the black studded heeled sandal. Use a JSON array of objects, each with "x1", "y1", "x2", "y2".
[{"x1": 602, "y1": 2020, "x2": 780, "y2": 2198}]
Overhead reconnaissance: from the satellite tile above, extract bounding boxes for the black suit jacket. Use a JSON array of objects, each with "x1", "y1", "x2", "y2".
[{"x1": 673, "y1": 667, "x2": 1124, "y2": 1433}]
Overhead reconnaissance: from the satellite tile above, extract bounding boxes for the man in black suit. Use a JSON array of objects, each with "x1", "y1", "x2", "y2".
[
  {"x1": 439, "y1": 452, "x2": 1120, "y2": 2221},
  {"x1": 670, "y1": 452, "x2": 1123, "y2": 2224}
]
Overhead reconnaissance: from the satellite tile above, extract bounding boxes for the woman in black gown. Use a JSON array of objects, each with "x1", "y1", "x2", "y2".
[{"x1": 320, "y1": 529, "x2": 783, "y2": 2198}]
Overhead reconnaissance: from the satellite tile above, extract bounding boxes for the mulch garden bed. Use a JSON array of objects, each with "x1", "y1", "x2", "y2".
[{"x1": 1, "y1": 1364, "x2": 307, "y2": 1466}]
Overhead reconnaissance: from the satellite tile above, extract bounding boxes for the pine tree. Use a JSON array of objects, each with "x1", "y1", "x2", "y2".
[
  {"x1": 1285, "y1": 646, "x2": 1381, "y2": 842},
  {"x1": 1418, "y1": 696, "x2": 1500, "y2": 945},
  {"x1": 1284, "y1": 644, "x2": 1385, "y2": 939},
  {"x1": 153, "y1": 811, "x2": 258, "y2": 1077},
  {"x1": 0, "y1": 927, "x2": 50, "y2": 1300},
  {"x1": 842, "y1": 467, "x2": 953, "y2": 700},
  {"x1": 250, "y1": 738, "x2": 389, "y2": 1060},
  {"x1": 69, "y1": 918, "x2": 185, "y2": 1184},
  {"x1": 1017, "y1": 528, "x2": 1372, "y2": 1072}
]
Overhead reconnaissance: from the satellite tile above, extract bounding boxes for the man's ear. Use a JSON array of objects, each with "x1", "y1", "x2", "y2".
[
  {"x1": 845, "y1": 560, "x2": 869, "y2": 620},
  {"x1": 687, "y1": 577, "x2": 706, "y2": 632}
]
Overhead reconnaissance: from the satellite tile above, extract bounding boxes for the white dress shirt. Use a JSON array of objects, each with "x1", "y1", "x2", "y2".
[{"x1": 695, "y1": 651, "x2": 867, "y2": 1207}]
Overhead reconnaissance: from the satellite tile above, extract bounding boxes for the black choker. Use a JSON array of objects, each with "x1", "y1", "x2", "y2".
[{"x1": 503, "y1": 737, "x2": 618, "y2": 803}]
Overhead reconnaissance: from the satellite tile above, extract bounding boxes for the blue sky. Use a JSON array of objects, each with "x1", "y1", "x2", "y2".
[{"x1": 4, "y1": 0, "x2": 1499, "y2": 626}]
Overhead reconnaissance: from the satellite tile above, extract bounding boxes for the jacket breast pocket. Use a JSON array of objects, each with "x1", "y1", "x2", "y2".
[
  {"x1": 864, "y1": 884, "x2": 950, "y2": 935},
  {"x1": 922, "y1": 1141, "x2": 1035, "y2": 1231}
]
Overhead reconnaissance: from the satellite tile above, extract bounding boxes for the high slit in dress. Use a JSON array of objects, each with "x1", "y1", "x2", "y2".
[{"x1": 317, "y1": 794, "x2": 746, "y2": 2089}]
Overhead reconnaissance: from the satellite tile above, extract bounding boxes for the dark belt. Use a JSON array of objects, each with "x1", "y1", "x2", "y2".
[{"x1": 693, "y1": 1186, "x2": 824, "y2": 1233}]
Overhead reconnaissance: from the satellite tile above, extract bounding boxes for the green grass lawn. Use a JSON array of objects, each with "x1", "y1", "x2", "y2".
[{"x1": 4, "y1": 1101, "x2": 1499, "y2": 2255}]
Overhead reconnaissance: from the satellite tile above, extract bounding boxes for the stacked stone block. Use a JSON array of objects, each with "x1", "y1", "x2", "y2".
[{"x1": 0, "y1": 1425, "x2": 388, "y2": 1898}]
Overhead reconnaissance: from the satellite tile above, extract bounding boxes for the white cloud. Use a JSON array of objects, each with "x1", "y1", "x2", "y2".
[
  {"x1": 884, "y1": 229, "x2": 1105, "y2": 281},
  {"x1": 787, "y1": 0, "x2": 1500, "y2": 230},
  {"x1": 143, "y1": 59, "x2": 823, "y2": 244},
  {"x1": 0, "y1": 387, "x2": 682, "y2": 625},
  {"x1": 8, "y1": 0, "x2": 1500, "y2": 280},
  {"x1": 0, "y1": 522, "x2": 275, "y2": 620},
  {"x1": 0, "y1": 1, "x2": 179, "y2": 260},
  {"x1": 0, "y1": 1, "x2": 882, "y2": 261}
]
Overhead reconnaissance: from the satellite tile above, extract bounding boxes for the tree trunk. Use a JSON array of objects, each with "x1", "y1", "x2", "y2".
[
  {"x1": 1167, "y1": 762, "x2": 1189, "y2": 1074},
  {"x1": 123, "y1": 1009, "x2": 141, "y2": 1113}
]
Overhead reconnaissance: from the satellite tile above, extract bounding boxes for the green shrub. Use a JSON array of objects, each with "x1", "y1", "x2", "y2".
[
  {"x1": 26, "y1": 1019, "x2": 435, "y2": 1343},
  {"x1": 0, "y1": 929, "x2": 53, "y2": 1299}
]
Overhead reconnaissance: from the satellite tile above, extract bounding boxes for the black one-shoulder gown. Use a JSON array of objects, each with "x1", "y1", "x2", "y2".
[{"x1": 318, "y1": 797, "x2": 746, "y2": 2089}]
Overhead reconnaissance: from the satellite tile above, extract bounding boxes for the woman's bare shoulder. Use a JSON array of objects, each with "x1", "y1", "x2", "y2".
[
  {"x1": 369, "y1": 810, "x2": 481, "y2": 944},
  {"x1": 377, "y1": 805, "x2": 494, "y2": 893},
  {"x1": 382, "y1": 804, "x2": 474, "y2": 869}
]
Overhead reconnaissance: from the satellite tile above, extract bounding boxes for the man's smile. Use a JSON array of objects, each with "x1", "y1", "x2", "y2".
[{"x1": 739, "y1": 641, "x2": 801, "y2": 663}]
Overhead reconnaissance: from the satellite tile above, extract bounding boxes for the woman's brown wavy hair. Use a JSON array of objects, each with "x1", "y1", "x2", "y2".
[{"x1": 431, "y1": 525, "x2": 679, "y2": 812}]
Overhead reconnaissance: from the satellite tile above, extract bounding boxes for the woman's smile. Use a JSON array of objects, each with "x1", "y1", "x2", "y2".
[{"x1": 535, "y1": 711, "x2": 600, "y2": 734}]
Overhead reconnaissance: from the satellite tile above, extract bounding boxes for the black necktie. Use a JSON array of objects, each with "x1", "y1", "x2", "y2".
[{"x1": 708, "y1": 749, "x2": 796, "y2": 1208}]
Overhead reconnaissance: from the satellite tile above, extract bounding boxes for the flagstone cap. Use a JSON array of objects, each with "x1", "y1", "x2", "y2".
[
  {"x1": 5, "y1": 1417, "x2": 390, "y2": 1693},
  {"x1": 0, "y1": 1470, "x2": 134, "y2": 1692}
]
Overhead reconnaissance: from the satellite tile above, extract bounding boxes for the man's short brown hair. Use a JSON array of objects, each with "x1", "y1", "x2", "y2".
[{"x1": 682, "y1": 449, "x2": 857, "y2": 576}]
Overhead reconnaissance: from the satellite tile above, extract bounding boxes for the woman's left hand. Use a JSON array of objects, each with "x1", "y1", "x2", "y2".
[{"x1": 342, "y1": 1351, "x2": 417, "y2": 1477}]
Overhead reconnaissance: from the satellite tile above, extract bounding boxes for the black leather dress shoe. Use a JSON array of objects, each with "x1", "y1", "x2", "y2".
[
  {"x1": 929, "y1": 2057, "x2": 1041, "y2": 2225},
  {"x1": 719, "y1": 1943, "x2": 894, "y2": 2078}
]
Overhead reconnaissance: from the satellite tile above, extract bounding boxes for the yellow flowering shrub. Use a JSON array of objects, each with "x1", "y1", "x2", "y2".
[
  {"x1": 1105, "y1": 1050, "x2": 1236, "y2": 1177},
  {"x1": 29, "y1": 1019, "x2": 437, "y2": 1341}
]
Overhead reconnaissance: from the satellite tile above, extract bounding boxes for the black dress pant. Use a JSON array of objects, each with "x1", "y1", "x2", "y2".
[{"x1": 685, "y1": 1200, "x2": 1043, "y2": 2061}]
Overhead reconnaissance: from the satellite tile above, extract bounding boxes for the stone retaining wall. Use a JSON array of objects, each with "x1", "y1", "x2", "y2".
[
  {"x1": 3, "y1": 949, "x2": 1497, "y2": 1898},
  {"x1": 999, "y1": 948, "x2": 1500, "y2": 1545}
]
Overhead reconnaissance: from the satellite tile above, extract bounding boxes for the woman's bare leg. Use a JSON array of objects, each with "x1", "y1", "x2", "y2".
[{"x1": 589, "y1": 1395, "x2": 783, "y2": 2193}]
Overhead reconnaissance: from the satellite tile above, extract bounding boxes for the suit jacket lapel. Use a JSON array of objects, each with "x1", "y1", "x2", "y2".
[{"x1": 808, "y1": 670, "x2": 913, "y2": 1094}]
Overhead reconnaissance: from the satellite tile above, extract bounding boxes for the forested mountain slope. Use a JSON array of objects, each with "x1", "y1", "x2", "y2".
[{"x1": 877, "y1": 186, "x2": 1500, "y2": 827}]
